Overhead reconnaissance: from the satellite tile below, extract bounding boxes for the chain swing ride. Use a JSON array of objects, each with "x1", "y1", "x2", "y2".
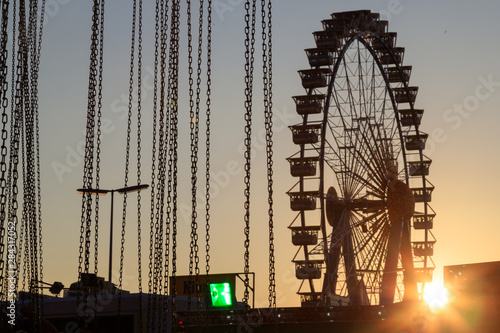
[
  {"x1": 0, "y1": 0, "x2": 46, "y2": 331},
  {"x1": 76, "y1": 0, "x2": 275, "y2": 331},
  {"x1": 0, "y1": 1, "x2": 438, "y2": 333}
]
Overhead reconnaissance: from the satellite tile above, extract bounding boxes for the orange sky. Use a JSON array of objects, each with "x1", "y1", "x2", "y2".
[{"x1": 13, "y1": 0, "x2": 500, "y2": 308}]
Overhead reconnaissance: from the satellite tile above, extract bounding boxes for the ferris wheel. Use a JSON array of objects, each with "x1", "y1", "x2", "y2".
[{"x1": 287, "y1": 10, "x2": 436, "y2": 307}]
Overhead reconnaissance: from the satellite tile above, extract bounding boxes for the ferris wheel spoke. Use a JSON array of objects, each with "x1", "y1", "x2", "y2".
[
  {"x1": 341, "y1": 150, "x2": 382, "y2": 199},
  {"x1": 351, "y1": 144, "x2": 384, "y2": 188},
  {"x1": 357, "y1": 223, "x2": 390, "y2": 284},
  {"x1": 346, "y1": 212, "x2": 386, "y2": 283},
  {"x1": 361, "y1": 121, "x2": 392, "y2": 169},
  {"x1": 352, "y1": 213, "x2": 387, "y2": 260},
  {"x1": 341, "y1": 120, "x2": 392, "y2": 195},
  {"x1": 366, "y1": 217, "x2": 390, "y2": 264}
]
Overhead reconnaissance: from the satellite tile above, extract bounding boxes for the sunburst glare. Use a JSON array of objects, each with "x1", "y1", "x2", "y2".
[{"x1": 423, "y1": 282, "x2": 449, "y2": 309}]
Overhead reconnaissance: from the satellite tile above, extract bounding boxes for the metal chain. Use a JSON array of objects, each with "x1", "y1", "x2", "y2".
[
  {"x1": 0, "y1": 0, "x2": 11, "y2": 298},
  {"x1": 80, "y1": 0, "x2": 101, "y2": 279},
  {"x1": 268, "y1": 0, "x2": 276, "y2": 309},
  {"x1": 172, "y1": 0, "x2": 181, "y2": 322},
  {"x1": 18, "y1": 56, "x2": 28, "y2": 299},
  {"x1": 205, "y1": 0, "x2": 212, "y2": 279},
  {"x1": 164, "y1": 1, "x2": 180, "y2": 329},
  {"x1": 261, "y1": 0, "x2": 276, "y2": 309},
  {"x1": 136, "y1": 1, "x2": 144, "y2": 331},
  {"x1": 18, "y1": 73, "x2": 29, "y2": 302},
  {"x1": 194, "y1": 0, "x2": 204, "y2": 309},
  {"x1": 147, "y1": 0, "x2": 160, "y2": 328},
  {"x1": 186, "y1": 0, "x2": 202, "y2": 311},
  {"x1": 154, "y1": 1, "x2": 169, "y2": 330},
  {"x1": 118, "y1": 0, "x2": 137, "y2": 318},
  {"x1": 26, "y1": 0, "x2": 48, "y2": 323},
  {"x1": 149, "y1": 0, "x2": 171, "y2": 329},
  {"x1": 19, "y1": 1, "x2": 44, "y2": 328},
  {"x1": 78, "y1": 1, "x2": 101, "y2": 328},
  {"x1": 10, "y1": 107, "x2": 21, "y2": 302},
  {"x1": 148, "y1": 0, "x2": 170, "y2": 330},
  {"x1": 8, "y1": 18, "x2": 22, "y2": 298},
  {"x1": 34, "y1": 0, "x2": 47, "y2": 319},
  {"x1": 186, "y1": 0, "x2": 194, "y2": 311},
  {"x1": 10, "y1": 59, "x2": 21, "y2": 305},
  {"x1": 158, "y1": 1, "x2": 174, "y2": 329},
  {"x1": 6, "y1": 0, "x2": 18, "y2": 301},
  {"x1": 1, "y1": 0, "x2": 15, "y2": 303},
  {"x1": 7, "y1": 1, "x2": 18, "y2": 295},
  {"x1": 19, "y1": 0, "x2": 30, "y2": 301},
  {"x1": 242, "y1": 0, "x2": 256, "y2": 306},
  {"x1": 192, "y1": 0, "x2": 206, "y2": 310},
  {"x1": 25, "y1": 2, "x2": 41, "y2": 328},
  {"x1": 93, "y1": 0, "x2": 105, "y2": 280}
]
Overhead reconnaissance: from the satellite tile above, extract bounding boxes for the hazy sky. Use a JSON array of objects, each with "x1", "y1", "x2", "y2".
[{"x1": 28, "y1": 0, "x2": 500, "y2": 307}]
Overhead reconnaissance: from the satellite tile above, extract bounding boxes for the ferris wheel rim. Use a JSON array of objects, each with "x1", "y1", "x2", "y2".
[
  {"x1": 317, "y1": 31, "x2": 410, "y2": 243},
  {"x1": 323, "y1": 36, "x2": 406, "y2": 305}
]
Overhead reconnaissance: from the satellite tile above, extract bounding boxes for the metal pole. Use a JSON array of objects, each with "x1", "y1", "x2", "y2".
[
  {"x1": 109, "y1": 190, "x2": 114, "y2": 284},
  {"x1": 76, "y1": 185, "x2": 148, "y2": 285}
]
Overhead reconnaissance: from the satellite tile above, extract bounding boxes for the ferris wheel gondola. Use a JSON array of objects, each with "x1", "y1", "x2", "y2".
[{"x1": 287, "y1": 10, "x2": 436, "y2": 307}]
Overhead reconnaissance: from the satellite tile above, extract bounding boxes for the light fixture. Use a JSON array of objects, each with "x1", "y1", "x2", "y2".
[{"x1": 76, "y1": 184, "x2": 149, "y2": 283}]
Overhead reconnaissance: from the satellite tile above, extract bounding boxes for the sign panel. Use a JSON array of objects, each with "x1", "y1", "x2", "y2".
[{"x1": 170, "y1": 273, "x2": 237, "y2": 308}]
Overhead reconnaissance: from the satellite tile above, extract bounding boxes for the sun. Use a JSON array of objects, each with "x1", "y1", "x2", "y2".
[{"x1": 423, "y1": 282, "x2": 449, "y2": 309}]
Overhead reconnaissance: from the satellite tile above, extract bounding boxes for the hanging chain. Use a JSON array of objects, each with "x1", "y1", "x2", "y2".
[
  {"x1": 205, "y1": 0, "x2": 212, "y2": 279},
  {"x1": 147, "y1": 0, "x2": 161, "y2": 328},
  {"x1": 136, "y1": 1, "x2": 144, "y2": 331},
  {"x1": 34, "y1": 0, "x2": 47, "y2": 297},
  {"x1": 168, "y1": 0, "x2": 180, "y2": 325},
  {"x1": 18, "y1": 31, "x2": 28, "y2": 298},
  {"x1": 79, "y1": 0, "x2": 99, "y2": 283},
  {"x1": 242, "y1": 0, "x2": 256, "y2": 306},
  {"x1": 194, "y1": 2, "x2": 204, "y2": 291},
  {"x1": 29, "y1": 0, "x2": 47, "y2": 323},
  {"x1": 5, "y1": 0, "x2": 17, "y2": 303},
  {"x1": 148, "y1": 0, "x2": 171, "y2": 330},
  {"x1": 35, "y1": 0, "x2": 46, "y2": 296},
  {"x1": 18, "y1": 1, "x2": 46, "y2": 328},
  {"x1": 26, "y1": 0, "x2": 36, "y2": 308},
  {"x1": 26, "y1": 1, "x2": 40, "y2": 328},
  {"x1": 186, "y1": 0, "x2": 202, "y2": 311},
  {"x1": 117, "y1": 0, "x2": 138, "y2": 319},
  {"x1": 10, "y1": 50, "x2": 22, "y2": 307},
  {"x1": 78, "y1": 1, "x2": 102, "y2": 328},
  {"x1": 15, "y1": 5, "x2": 31, "y2": 304},
  {"x1": 6, "y1": 0, "x2": 20, "y2": 303},
  {"x1": 268, "y1": 0, "x2": 276, "y2": 309},
  {"x1": 0, "y1": 0, "x2": 11, "y2": 298},
  {"x1": 186, "y1": 0, "x2": 194, "y2": 310},
  {"x1": 7, "y1": 0, "x2": 18, "y2": 299},
  {"x1": 155, "y1": 1, "x2": 169, "y2": 330},
  {"x1": 93, "y1": 0, "x2": 105, "y2": 280},
  {"x1": 261, "y1": 0, "x2": 275, "y2": 308}
]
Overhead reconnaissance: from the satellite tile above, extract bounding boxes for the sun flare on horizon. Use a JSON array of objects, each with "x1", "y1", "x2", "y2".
[{"x1": 423, "y1": 282, "x2": 449, "y2": 309}]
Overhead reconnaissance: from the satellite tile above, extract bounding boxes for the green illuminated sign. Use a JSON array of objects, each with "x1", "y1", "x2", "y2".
[{"x1": 209, "y1": 282, "x2": 233, "y2": 307}]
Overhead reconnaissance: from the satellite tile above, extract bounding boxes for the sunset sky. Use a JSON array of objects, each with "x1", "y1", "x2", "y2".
[{"x1": 29, "y1": 0, "x2": 500, "y2": 307}]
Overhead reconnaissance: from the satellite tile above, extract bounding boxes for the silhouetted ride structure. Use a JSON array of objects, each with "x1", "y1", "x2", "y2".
[
  {"x1": 286, "y1": 9, "x2": 436, "y2": 309},
  {"x1": 0, "y1": 1, "x2": 437, "y2": 332}
]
